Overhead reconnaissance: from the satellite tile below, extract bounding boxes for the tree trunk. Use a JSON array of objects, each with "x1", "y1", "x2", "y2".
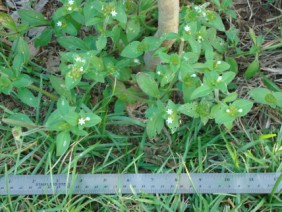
[{"x1": 144, "y1": 0, "x2": 179, "y2": 70}]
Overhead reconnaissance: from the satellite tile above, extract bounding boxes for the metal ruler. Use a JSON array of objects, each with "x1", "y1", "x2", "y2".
[{"x1": 0, "y1": 173, "x2": 281, "y2": 195}]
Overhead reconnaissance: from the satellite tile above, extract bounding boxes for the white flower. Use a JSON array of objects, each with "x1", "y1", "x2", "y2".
[
  {"x1": 56, "y1": 21, "x2": 62, "y2": 27},
  {"x1": 194, "y1": 6, "x2": 201, "y2": 12},
  {"x1": 68, "y1": 6, "x2": 72, "y2": 11},
  {"x1": 216, "y1": 61, "x2": 222, "y2": 65},
  {"x1": 191, "y1": 73, "x2": 197, "y2": 78},
  {"x1": 157, "y1": 71, "x2": 161, "y2": 75},
  {"x1": 202, "y1": 12, "x2": 207, "y2": 17},
  {"x1": 134, "y1": 59, "x2": 140, "y2": 64},
  {"x1": 184, "y1": 25, "x2": 191, "y2": 32},
  {"x1": 238, "y1": 109, "x2": 243, "y2": 113},
  {"x1": 166, "y1": 109, "x2": 173, "y2": 115},
  {"x1": 85, "y1": 117, "x2": 90, "y2": 121},
  {"x1": 217, "y1": 76, "x2": 223, "y2": 82},
  {"x1": 79, "y1": 67, "x2": 84, "y2": 72},
  {"x1": 68, "y1": 0, "x2": 74, "y2": 5},
  {"x1": 75, "y1": 56, "x2": 82, "y2": 62},
  {"x1": 111, "y1": 10, "x2": 117, "y2": 17},
  {"x1": 226, "y1": 109, "x2": 230, "y2": 113},
  {"x1": 78, "y1": 118, "x2": 86, "y2": 125},
  {"x1": 166, "y1": 117, "x2": 173, "y2": 124},
  {"x1": 197, "y1": 35, "x2": 203, "y2": 42}
]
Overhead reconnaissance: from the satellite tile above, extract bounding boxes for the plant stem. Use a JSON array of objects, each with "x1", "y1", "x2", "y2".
[{"x1": 28, "y1": 84, "x2": 59, "y2": 100}]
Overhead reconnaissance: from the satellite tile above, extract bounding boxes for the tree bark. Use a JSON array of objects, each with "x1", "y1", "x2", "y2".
[{"x1": 144, "y1": 0, "x2": 179, "y2": 70}]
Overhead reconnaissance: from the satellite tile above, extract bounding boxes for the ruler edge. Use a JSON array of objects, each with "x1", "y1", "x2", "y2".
[{"x1": 1, "y1": 173, "x2": 281, "y2": 195}]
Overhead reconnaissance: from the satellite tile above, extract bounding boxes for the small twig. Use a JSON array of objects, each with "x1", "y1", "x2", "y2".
[
  {"x1": 246, "y1": 0, "x2": 254, "y2": 21},
  {"x1": 163, "y1": 127, "x2": 173, "y2": 146}
]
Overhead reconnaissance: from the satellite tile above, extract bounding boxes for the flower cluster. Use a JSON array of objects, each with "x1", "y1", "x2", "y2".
[
  {"x1": 67, "y1": 0, "x2": 74, "y2": 11},
  {"x1": 194, "y1": 5, "x2": 207, "y2": 19},
  {"x1": 166, "y1": 109, "x2": 174, "y2": 124}
]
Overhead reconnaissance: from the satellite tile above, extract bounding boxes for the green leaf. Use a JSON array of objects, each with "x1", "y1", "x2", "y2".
[
  {"x1": 12, "y1": 53, "x2": 25, "y2": 73},
  {"x1": 17, "y1": 88, "x2": 38, "y2": 108},
  {"x1": 145, "y1": 106, "x2": 164, "y2": 138},
  {"x1": 34, "y1": 28, "x2": 53, "y2": 47},
  {"x1": 232, "y1": 99, "x2": 253, "y2": 116},
  {"x1": 211, "y1": 104, "x2": 235, "y2": 124},
  {"x1": 65, "y1": 71, "x2": 82, "y2": 90},
  {"x1": 0, "y1": 12, "x2": 17, "y2": 31},
  {"x1": 45, "y1": 110, "x2": 70, "y2": 131},
  {"x1": 82, "y1": 112, "x2": 101, "y2": 128},
  {"x1": 13, "y1": 74, "x2": 33, "y2": 88},
  {"x1": 109, "y1": 25, "x2": 121, "y2": 44},
  {"x1": 83, "y1": 1, "x2": 102, "y2": 25},
  {"x1": 96, "y1": 34, "x2": 107, "y2": 51},
  {"x1": 191, "y1": 85, "x2": 213, "y2": 99},
  {"x1": 126, "y1": 19, "x2": 140, "y2": 42},
  {"x1": 211, "y1": 37, "x2": 227, "y2": 53},
  {"x1": 223, "y1": 92, "x2": 238, "y2": 103},
  {"x1": 63, "y1": 110, "x2": 79, "y2": 126},
  {"x1": 18, "y1": 9, "x2": 49, "y2": 26},
  {"x1": 205, "y1": 44, "x2": 214, "y2": 61},
  {"x1": 273, "y1": 93, "x2": 282, "y2": 108},
  {"x1": 13, "y1": 37, "x2": 30, "y2": 64},
  {"x1": 9, "y1": 113, "x2": 34, "y2": 125},
  {"x1": 121, "y1": 41, "x2": 143, "y2": 58},
  {"x1": 57, "y1": 36, "x2": 90, "y2": 51},
  {"x1": 57, "y1": 96, "x2": 70, "y2": 116},
  {"x1": 214, "y1": 61, "x2": 230, "y2": 73},
  {"x1": 178, "y1": 102, "x2": 198, "y2": 118},
  {"x1": 207, "y1": 11, "x2": 225, "y2": 31},
  {"x1": 222, "y1": 71, "x2": 236, "y2": 84},
  {"x1": 49, "y1": 75, "x2": 73, "y2": 100},
  {"x1": 56, "y1": 131, "x2": 71, "y2": 156},
  {"x1": 136, "y1": 72, "x2": 160, "y2": 98},
  {"x1": 0, "y1": 75, "x2": 13, "y2": 95},
  {"x1": 225, "y1": 57, "x2": 238, "y2": 74},
  {"x1": 187, "y1": 37, "x2": 201, "y2": 54},
  {"x1": 244, "y1": 59, "x2": 260, "y2": 79},
  {"x1": 141, "y1": 36, "x2": 162, "y2": 52},
  {"x1": 114, "y1": 4, "x2": 127, "y2": 27},
  {"x1": 249, "y1": 88, "x2": 278, "y2": 108},
  {"x1": 249, "y1": 28, "x2": 257, "y2": 46}
]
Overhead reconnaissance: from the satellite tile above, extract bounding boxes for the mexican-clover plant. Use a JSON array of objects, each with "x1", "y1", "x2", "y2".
[{"x1": 3, "y1": 0, "x2": 280, "y2": 156}]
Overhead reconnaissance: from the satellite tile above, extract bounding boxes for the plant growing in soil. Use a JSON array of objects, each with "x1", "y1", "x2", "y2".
[{"x1": 0, "y1": 0, "x2": 281, "y2": 157}]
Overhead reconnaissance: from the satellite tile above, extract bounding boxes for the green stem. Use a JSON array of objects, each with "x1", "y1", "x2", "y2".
[{"x1": 28, "y1": 84, "x2": 59, "y2": 100}]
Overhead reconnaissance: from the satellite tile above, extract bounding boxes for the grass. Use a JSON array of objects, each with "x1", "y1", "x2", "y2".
[
  {"x1": 1, "y1": 107, "x2": 282, "y2": 210},
  {"x1": 1, "y1": 0, "x2": 282, "y2": 211}
]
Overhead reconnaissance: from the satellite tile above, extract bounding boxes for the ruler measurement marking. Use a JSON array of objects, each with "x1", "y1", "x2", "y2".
[{"x1": 0, "y1": 173, "x2": 281, "y2": 195}]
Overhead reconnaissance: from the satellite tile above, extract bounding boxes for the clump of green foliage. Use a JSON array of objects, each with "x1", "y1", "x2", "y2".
[{"x1": 0, "y1": 0, "x2": 281, "y2": 157}]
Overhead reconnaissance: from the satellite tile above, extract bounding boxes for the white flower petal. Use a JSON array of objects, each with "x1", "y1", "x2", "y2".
[
  {"x1": 78, "y1": 118, "x2": 86, "y2": 125},
  {"x1": 166, "y1": 117, "x2": 173, "y2": 124},
  {"x1": 57, "y1": 21, "x2": 62, "y2": 27},
  {"x1": 166, "y1": 109, "x2": 173, "y2": 115},
  {"x1": 111, "y1": 10, "x2": 117, "y2": 17},
  {"x1": 184, "y1": 25, "x2": 191, "y2": 32}
]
